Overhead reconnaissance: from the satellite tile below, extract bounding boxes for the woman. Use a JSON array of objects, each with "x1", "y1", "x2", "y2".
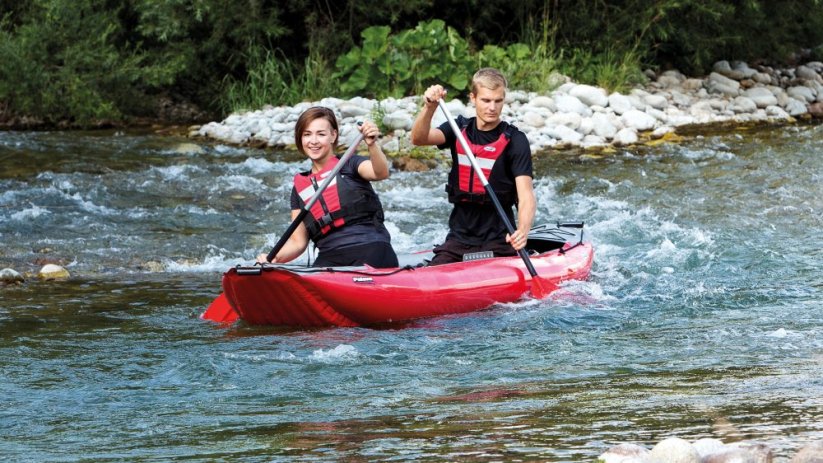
[{"x1": 256, "y1": 106, "x2": 398, "y2": 268}]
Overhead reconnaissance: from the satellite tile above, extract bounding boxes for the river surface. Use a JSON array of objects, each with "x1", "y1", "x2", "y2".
[{"x1": 1, "y1": 124, "x2": 821, "y2": 462}]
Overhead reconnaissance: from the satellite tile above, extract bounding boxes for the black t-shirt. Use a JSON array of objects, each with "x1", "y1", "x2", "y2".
[
  {"x1": 437, "y1": 116, "x2": 533, "y2": 245},
  {"x1": 290, "y1": 155, "x2": 391, "y2": 252}
]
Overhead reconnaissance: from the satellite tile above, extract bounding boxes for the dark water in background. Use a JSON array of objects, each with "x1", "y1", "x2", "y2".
[{"x1": 0, "y1": 124, "x2": 821, "y2": 461}]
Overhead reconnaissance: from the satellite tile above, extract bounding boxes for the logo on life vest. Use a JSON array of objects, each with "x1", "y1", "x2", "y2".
[{"x1": 483, "y1": 146, "x2": 497, "y2": 152}]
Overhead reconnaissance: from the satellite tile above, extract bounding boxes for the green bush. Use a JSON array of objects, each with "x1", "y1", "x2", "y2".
[{"x1": 333, "y1": 20, "x2": 474, "y2": 98}]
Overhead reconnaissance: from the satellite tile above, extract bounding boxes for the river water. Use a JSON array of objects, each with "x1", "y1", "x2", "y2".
[{"x1": 1, "y1": 124, "x2": 821, "y2": 461}]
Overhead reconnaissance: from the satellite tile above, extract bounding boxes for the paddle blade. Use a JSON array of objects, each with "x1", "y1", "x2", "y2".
[
  {"x1": 529, "y1": 276, "x2": 552, "y2": 300},
  {"x1": 201, "y1": 293, "x2": 239, "y2": 323}
]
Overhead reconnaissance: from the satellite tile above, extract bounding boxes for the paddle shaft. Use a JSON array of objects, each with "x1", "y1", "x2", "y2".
[
  {"x1": 437, "y1": 100, "x2": 540, "y2": 278},
  {"x1": 265, "y1": 131, "x2": 366, "y2": 262}
]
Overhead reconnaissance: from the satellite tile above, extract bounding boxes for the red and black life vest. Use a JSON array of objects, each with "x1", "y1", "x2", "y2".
[
  {"x1": 446, "y1": 119, "x2": 514, "y2": 205},
  {"x1": 294, "y1": 156, "x2": 384, "y2": 241}
]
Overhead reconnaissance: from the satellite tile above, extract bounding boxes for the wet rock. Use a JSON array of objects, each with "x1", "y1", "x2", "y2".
[
  {"x1": 791, "y1": 440, "x2": 823, "y2": 463},
  {"x1": 598, "y1": 442, "x2": 650, "y2": 463},
  {"x1": 728, "y1": 442, "x2": 773, "y2": 463},
  {"x1": 174, "y1": 142, "x2": 205, "y2": 155},
  {"x1": 700, "y1": 442, "x2": 772, "y2": 463},
  {"x1": 392, "y1": 156, "x2": 430, "y2": 172},
  {"x1": 808, "y1": 102, "x2": 823, "y2": 118},
  {"x1": 649, "y1": 437, "x2": 701, "y2": 463},
  {"x1": 38, "y1": 264, "x2": 70, "y2": 280},
  {"x1": 1, "y1": 268, "x2": 24, "y2": 284},
  {"x1": 693, "y1": 438, "x2": 727, "y2": 457}
]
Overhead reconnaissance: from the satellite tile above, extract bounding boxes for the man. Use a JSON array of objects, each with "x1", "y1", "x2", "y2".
[{"x1": 410, "y1": 68, "x2": 536, "y2": 265}]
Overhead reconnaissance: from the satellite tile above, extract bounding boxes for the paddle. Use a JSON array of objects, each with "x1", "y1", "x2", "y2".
[
  {"x1": 265, "y1": 129, "x2": 366, "y2": 263},
  {"x1": 201, "y1": 128, "x2": 367, "y2": 323},
  {"x1": 436, "y1": 99, "x2": 550, "y2": 299}
]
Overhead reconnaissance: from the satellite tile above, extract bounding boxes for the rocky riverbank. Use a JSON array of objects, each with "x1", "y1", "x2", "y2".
[
  {"x1": 598, "y1": 437, "x2": 822, "y2": 463},
  {"x1": 191, "y1": 60, "x2": 823, "y2": 166}
]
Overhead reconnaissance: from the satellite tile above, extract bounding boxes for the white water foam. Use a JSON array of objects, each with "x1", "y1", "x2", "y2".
[
  {"x1": 310, "y1": 344, "x2": 360, "y2": 363},
  {"x1": 10, "y1": 204, "x2": 52, "y2": 220}
]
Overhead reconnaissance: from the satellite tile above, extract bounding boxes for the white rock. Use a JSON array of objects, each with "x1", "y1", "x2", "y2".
[
  {"x1": 792, "y1": 440, "x2": 823, "y2": 463},
  {"x1": 521, "y1": 111, "x2": 545, "y2": 128},
  {"x1": 543, "y1": 124, "x2": 583, "y2": 143},
  {"x1": 693, "y1": 438, "x2": 728, "y2": 457},
  {"x1": 646, "y1": 107, "x2": 668, "y2": 122},
  {"x1": 621, "y1": 109, "x2": 657, "y2": 131},
  {"x1": 39, "y1": 264, "x2": 70, "y2": 280},
  {"x1": 608, "y1": 93, "x2": 634, "y2": 115},
  {"x1": 570, "y1": 84, "x2": 609, "y2": 107},
  {"x1": 707, "y1": 72, "x2": 741, "y2": 96},
  {"x1": 670, "y1": 90, "x2": 693, "y2": 107},
  {"x1": 682, "y1": 78, "x2": 704, "y2": 90},
  {"x1": 581, "y1": 134, "x2": 608, "y2": 147},
  {"x1": 613, "y1": 127, "x2": 638, "y2": 145},
  {"x1": 338, "y1": 102, "x2": 371, "y2": 118},
  {"x1": 554, "y1": 94, "x2": 592, "y2": 117},
  {"x1": 530, "y1": 95, "x2": 556, "y2": 110},
  {"x1": 507, "y1": 90, "x2": 529, "y2": 103},
  {"x1": 649, "y1": 437, "x2": 701, "y2": 463},
  {"x1": 644, "y1": 94, "x2": 669, "y2": 109},
  {"x1": 591, "y1": 113, "x2": 618, "y2": 138},
  {"x1": 547, "y1": 112, "x2": 582, "y2": 130},
  {"x1": 598, "y1": 443, "x2": 650, "y2": 463},
  {"x1": 765, "y1": 105, "x2": 790, "y2": 119},
  {"x1": 729, "y1": 96, "x2": 758, "y2": 113},
  {"x1": 732, "y1": 61, "x2": 758, "y2": 79},
  {"x1": 651, "y1": 126, "x2": 674, "y2": 139},
  {"x1": 752, "y1": 72, "x2": 772, "y2": 85},
  {"x1": 578, "y1": 116, "x2": 594, "y2": 135},
  {"x1": 382, "y1": 111, "x2": 414, "y2": 131},
  {"x1": 743, "y1": 87, "x2": 779, "y2": 108},
  {"x1": 796, "y1": 65, "x2": 821, "y2": 81},
  {"x1": 787, "y1": 86, "x2": 815, "y2": 102},
  {"x1": 0, "y1": 268, "x2": 24, "y2": 284}
]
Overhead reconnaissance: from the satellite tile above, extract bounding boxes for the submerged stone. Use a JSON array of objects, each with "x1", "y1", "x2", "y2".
[{"x1": 38, "y1": 264, "x2": 70, "y2": 280}]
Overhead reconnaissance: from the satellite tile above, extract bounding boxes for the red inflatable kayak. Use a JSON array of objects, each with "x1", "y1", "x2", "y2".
[{"x1": 205, "y1": 224, "x2": 594, "y2": 327}]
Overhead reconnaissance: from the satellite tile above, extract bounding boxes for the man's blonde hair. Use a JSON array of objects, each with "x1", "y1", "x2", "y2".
[{"x1": 471, "y1": 68, "x2": 508, "y2": 94}]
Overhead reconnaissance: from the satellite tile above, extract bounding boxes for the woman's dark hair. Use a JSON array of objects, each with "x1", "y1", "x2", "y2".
[{"x1": 294, "y1": 106, "x2": 339, "y2": 154}]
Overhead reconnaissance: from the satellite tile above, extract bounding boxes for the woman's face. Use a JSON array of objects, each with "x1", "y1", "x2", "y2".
[{"x1": 301, "y1": 117, "x2": 337, "y2": 163}]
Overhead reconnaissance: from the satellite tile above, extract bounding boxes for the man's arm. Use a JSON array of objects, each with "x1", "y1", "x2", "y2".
[
  {"x1": 506, "y1": 175, "x2": 536, "y2": 251},
  {"x1": 410, "y1": 85, "x2": 447, "y2": 146}
]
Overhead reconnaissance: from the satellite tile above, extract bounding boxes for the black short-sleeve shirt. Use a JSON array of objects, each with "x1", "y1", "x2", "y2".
[
  {"x1": 290, "y1": 155, "x2": 391, "y2": 252},
  {"x1": 436, "y1": 116, "x2": 533, "y2": 245}
]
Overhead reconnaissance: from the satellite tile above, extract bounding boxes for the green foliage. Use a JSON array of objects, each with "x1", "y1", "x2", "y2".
[
  {"x1": 333, "y1": 20, "x2": 474, "y2": 98},
  {"x1": 221, "y1": 44, "x2": 339, "y2": 113},
  {"x1": 0, "y1": 1, "x2": 145, "y2": 124},
  {"x1": 1, "y1": 0, "x2": 822, "y2": 124}
]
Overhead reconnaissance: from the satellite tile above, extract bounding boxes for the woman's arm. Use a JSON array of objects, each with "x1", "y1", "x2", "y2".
[
  {"x1": 256, "y1": 209, "x2": 310, "y2": 263},
  {"x1": 356, "y1": 120, "x2": 390, "y2": 181}
]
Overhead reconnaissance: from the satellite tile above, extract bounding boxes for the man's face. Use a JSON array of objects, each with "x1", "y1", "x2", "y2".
[{"x1": 470, "y1": 86, "x2": 505, "y2": 128}]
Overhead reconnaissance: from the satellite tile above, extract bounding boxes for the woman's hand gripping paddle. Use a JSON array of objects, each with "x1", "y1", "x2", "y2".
[
  {"x1": 200, "y1": 130, "x2": 367, "y2": 323},
  {"x1": 436, "y1": 100, "x2": 549, "y2": 299}
]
